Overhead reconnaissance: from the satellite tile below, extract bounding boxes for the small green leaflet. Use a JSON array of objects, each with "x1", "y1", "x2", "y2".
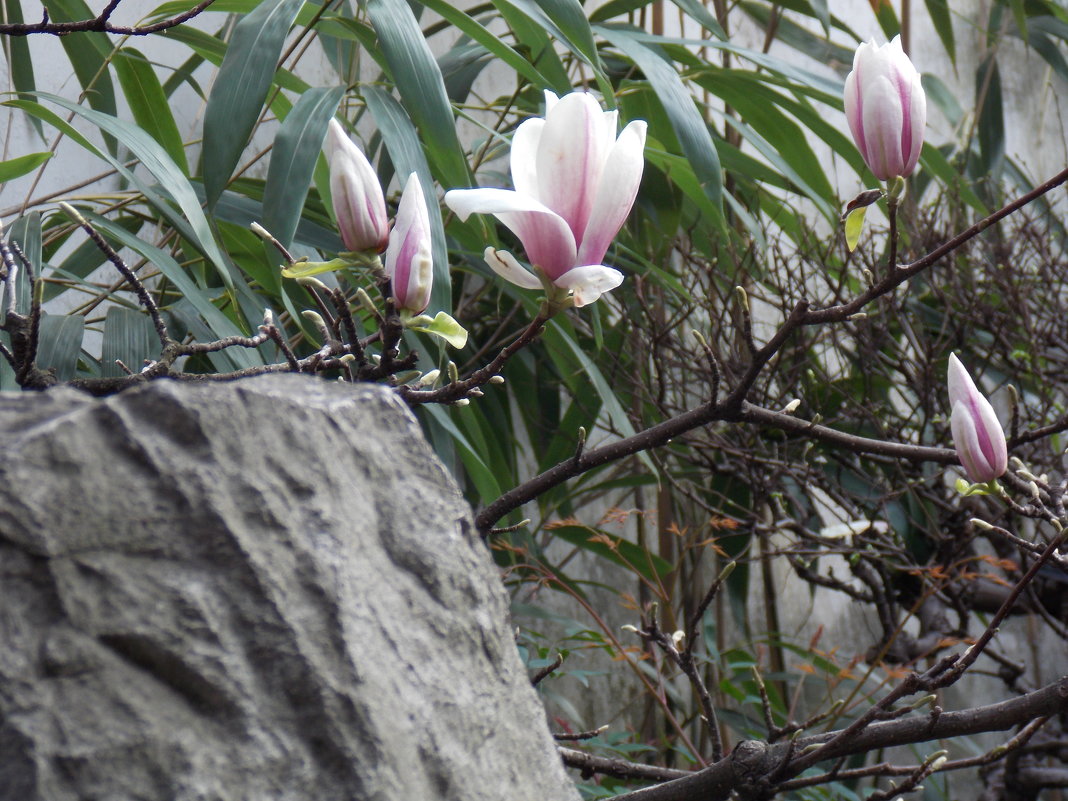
[
  {"x1": 0, "y1": 152, "x2": 51, "y2": 182},
  {"x1": 844, "y1": 206, "x2": 867, "y2": 252},
  {"x1": 406, "y1": 311, "x2": 468, "y2": 350}
]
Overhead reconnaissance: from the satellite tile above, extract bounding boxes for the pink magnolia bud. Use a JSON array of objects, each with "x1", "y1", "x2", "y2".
[
  {"x1": 384, "y1": 173, "x2": 433, "y2": 315},
  {"x1": 947, "y1": 354, "x2": 1007, "y2": 483},
  {"x1": 844, "y1": 36, "x2": 926, "y2": 181},
  {"x1": 325, "y1": 119, "x2": 389, "y2": 253}
]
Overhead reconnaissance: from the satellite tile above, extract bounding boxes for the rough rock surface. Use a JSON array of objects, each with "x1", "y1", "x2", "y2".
[{"x1": 0, "y1": 375, "x2": 579, "y2": 801}]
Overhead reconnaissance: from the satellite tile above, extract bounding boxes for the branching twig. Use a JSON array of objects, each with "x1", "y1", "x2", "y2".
[{"x1": 0, "y1": 0, "x2": 217, "y2": 36}]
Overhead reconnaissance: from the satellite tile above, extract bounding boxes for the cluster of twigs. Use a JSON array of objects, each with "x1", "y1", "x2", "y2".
[{"x1": 513, "y1": 168, "x2": 1068, "y2": 800}]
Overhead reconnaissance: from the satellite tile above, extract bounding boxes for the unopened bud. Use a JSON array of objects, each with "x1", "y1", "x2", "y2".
[
  {"x1": 782, "y1": 399, "x2": 801, "y2": 414},
  {"x1": 734, "y1": 286, "x2": 749, "y2": 313},
  {"x1": 489, "y1": 375, "x2": 505, "y2": 385},
  {"x1": 453, "y1": 398, "x2": 470, "y2": 407},
  {"x1": 355, "y1": 287, "x2": 378, "y2": 316},
  {"x1": 297, "y1": 275, "x2": 331, "y2": 291},
  {"x1": 250, "y1": 221, "x2": 272, "y2": 240},
  {"x1": 969, "y1": 518, "x2": 994, "y2": 531},
  {"x1": 301, "y1": 310, "x2": 327, "y2": 328}
]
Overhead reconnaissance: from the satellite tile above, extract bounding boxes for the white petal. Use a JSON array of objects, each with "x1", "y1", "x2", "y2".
[
  {"x1": 510, "y1": 117, "x2": 545, "y2": 200},
  {"x1": 385, "y1": 173, "x2": 433, "y2": 313},
  {"x1": 444, "y1": 187, "x2": 577, "y2": 279},
  {"x1": 553, "y1": 265, "x2": 624, "y2": 307},
  {"x1": 537, "y1": 91, "x2": 612, "y2": 239},
  {"x1": 483, "y1": 246, "x2": 542, "y2": 290},
  {"x1": 860, "y1": 75, "x2": 905, "y2": 179},
  {"x1": 577, "y1": 119, "x2": 647, "y2": 266},
  {"x1": 326, "y1": 119, "x2": 388, "y2": 252}
]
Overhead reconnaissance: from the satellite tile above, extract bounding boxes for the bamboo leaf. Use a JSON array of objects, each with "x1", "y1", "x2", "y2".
[
  {"x1": 27, "y1": 94, "x2": 250, "y2": 314},
  {"x1": 1, "y1": 0, "x2": 38, "y2": 132},
  {"x1": 44, "y1": 0, "x2": 118, "y2": 119},
  {"x1": 925, "y1": 0, "x2": 956, "y2": 64},
  {"x1": 0, "y1": 152, "x2": 52, "y2": 182},
  {"x1": 101, "y1": 306, "x2": 158, "y2": 379},
  {"x1": 84, "y1": 211, "x2": 258, "y2": 369},
  {"x1": 113, "y1": 48, "x2": 189, "y2": 174},
  {"x1": 202, "y1": 0, "x2": 305, "y2": 209},
  {"x1": 365, "y1": 0, "x2": 471, "y2": 189},
  {"x1": 418, "y1": 0, "x2": 551, "y2": 88},
  {"x1": 975, "y1": 54, "x2": 1004, "y2": 181},
  {"x1": 36, "y1": 314, "x2": 85, "y2": 381},
  {"x1": 599, "y1": 26, "x2": 724, "y2": 229},
  {"x1": 547, "y1": 524, "x2": 674, "y2": 582},
  {"x1": 262, "y1": 85, "x2": 345, "y2": 250}
]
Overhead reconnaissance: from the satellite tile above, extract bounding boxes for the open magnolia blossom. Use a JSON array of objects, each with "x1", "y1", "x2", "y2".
[
  {"x1": 444, "y1": 90, "x2": 647, "y2": 308},
  {"x1": 326, "y1": 119, "x2": 390, "y2": 253},
  {"x1": 384, "y1": 173, "x2": 433, "y2": 315},
  {"x1": 948, "y1": 353, "x2": 1007, "y2": 484},
  {"x1": 844, "y1": 36, "x2": 926, "y2": 181}
]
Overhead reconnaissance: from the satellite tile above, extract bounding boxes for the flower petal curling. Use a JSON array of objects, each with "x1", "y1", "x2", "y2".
[{"x1": 553, "y1": 265, "x2": 624, "y2": 307}]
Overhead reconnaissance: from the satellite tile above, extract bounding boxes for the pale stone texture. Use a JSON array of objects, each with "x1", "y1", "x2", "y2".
[{"x1": 0, "y1": 375, "x2": 578, "y2": 801}]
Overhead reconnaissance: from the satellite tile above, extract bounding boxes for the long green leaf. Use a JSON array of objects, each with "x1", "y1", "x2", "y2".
[
  {"x1": 36, "y1": 314, "x2": 85, "y2": 381},
  {"x1": 27, "y1": 94, "x2": 250, "y2": 315},
  {"x1": 542, "y1": 320, "x2": 658, "y2": 477},
  {"x1": 925, "y1": 0, "x2": 956, "y2": 64},
  {"x1": 547, "y1": 524, "x2": 674, "y2": 582},
  {"x1": 101, "y1": 306, "x2": 158, "y2": 379},
  {"x1": 85, "y1": 212, "x2": 258, "y2": 369},
  {"x1": 418, "y1": 0, "x2": 550, "y2": 89},
  {"x1": 0, "y1": 152, "x2": 51, "y2": 182},
  {"x1": 599, "y1": 26, "x2": 725, "y2": 228},
  {"x1": 113, "y1": 48, "x2": 189, "y2": 174},
  {"x1": 365, "y1": 0, "x2": 471, "y2": 189},
  {"x1": 263, "y1": 86, "x2": 345, "y2": 250},
  {"x1": 202, "y1": 0, "x2": 305, "y2": 209},
  {"x1": 45, "y1": 0, "x2": 117, "y2": 120},
  {"x1": 1, "y1": 0, "x2": 38, "y2": 132}
]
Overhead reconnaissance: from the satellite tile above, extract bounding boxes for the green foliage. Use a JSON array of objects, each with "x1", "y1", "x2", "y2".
[{"x1": 1, "y1": 1, "x2": 1064, "y2": 796}]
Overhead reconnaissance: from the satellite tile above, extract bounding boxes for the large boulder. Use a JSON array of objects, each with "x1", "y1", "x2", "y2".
[{"x1": 0, "y1": 375, "x2": 578, "y2": 801}]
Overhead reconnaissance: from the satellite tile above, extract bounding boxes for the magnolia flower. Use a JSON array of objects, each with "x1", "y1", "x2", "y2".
[
  {"x1": 384, "y1": 173, "x2": 433, "y2": 315},
  {"x1": 844, "y1": 36, "x2": 926, "y2": 181},
  {"x1": 325, "y1": 119, "x2": 389, "y2": 253},
  {"x1": 948, "y1": 353, "x2": 1007, "y2": 483},
  {"x1": 444, "y1": 90, "x2": 647, "y2": 307}
]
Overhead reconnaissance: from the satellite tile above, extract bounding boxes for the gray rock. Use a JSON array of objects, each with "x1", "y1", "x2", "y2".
[{"x1": 0, "y1": 375, "x2": 578, "y2": 801}]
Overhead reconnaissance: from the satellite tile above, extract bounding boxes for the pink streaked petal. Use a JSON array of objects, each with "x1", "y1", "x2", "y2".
[
  {"x1": 385, "y1": 173, "x2": 432, "y2": 313},
  {"x1": 483, "y1": 247, "x2": 543, "y2": 290},
  {"x1": 536, "y1": 91, "x2": 611, "y2": 240},
  {"x1": 903, "y1": 72, "x2": 926, "y2": 175},
  {"x1": 951, "y1": 402, "x2": 993, "y2": 482},
  {"x1": 860, "y1": 75, "x2": 905, "y2": 179},
  {"x1": 553, "y1": 265, "x2": 623, "y2": 307},
  {"x1": 975, "y1": 395, "x2": 1008, "y2": 475},
  {"x1": 843, "y1": 69, "x2": 865, "y2": 158},
  {"x1": 577, "y1": 119, "x2": 647, "y2": 267},
  {"x1": 326, "y1": 119, "x2": 388, "y2": 252},
  {"x1": 444, "y1": 187, "x2": 577, "y2": 278}
]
